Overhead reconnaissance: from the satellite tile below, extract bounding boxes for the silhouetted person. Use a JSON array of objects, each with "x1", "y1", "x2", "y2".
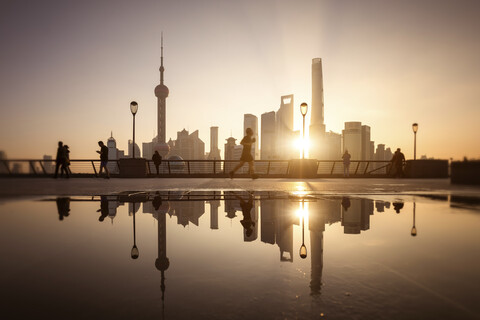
[
  {"x1": 236, "y1": 193, "x2": 255, "y2": 238},
  {"x1": 390, "y1": 148, "x2": 405, "y2": 178},
  {"x1": 342, "y1": 150, "x2": 351, "y2": 177},
  {"x1": 152, "y1": 151, "x2": 162, "y2": 175},
  {"x1": 96, "y1": 141, "x2": 110, "y2": 179},
  {"x1": 393, "y1": 201, "x2": 404, "y2": 213},
  {"x1": 62, "y1": 145, "x2": 71, "y2": 178},
  {"x1": 229, "y1": 128, "x2": 258, "y2": 179},
  {"x1": 97, "y1": 196, "x2": 109, "y2": 221},
  {"x1": 54, "y1": 141, "x2": 68, "y2": 178},
  {"x1": 56, "y1": 197, "x2": 70, "y2": 220},
  {"x1": 342, "y1": 197, "x2": 351, "y2": 211}
]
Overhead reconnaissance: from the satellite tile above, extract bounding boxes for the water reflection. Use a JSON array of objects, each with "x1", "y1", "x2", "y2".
[
  {"x1": 46, "y1": 192, "x2": 423, "y2": 301},
  {"x1": 55, "y1": 197, "x2": 70, "y2": 221}
]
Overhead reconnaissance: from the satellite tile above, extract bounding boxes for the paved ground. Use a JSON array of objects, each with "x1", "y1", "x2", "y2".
[{"x1": 0, "y1": 177, "x2": 479, "y2": 198}]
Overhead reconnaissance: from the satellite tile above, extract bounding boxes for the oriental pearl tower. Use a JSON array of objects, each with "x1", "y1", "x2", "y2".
[{"x1": 154, "y1": 34, "x2": 170, "y2": 157}]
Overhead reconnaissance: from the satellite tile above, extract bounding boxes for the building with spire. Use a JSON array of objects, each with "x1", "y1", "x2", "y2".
[{"x1": 144, "y1": 34, "x2": 171, "y2": 159}]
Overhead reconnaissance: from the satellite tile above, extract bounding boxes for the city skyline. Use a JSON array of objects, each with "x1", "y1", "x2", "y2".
[{"x1": 1, "y1": 0, "x2": 479, "y2": 160}]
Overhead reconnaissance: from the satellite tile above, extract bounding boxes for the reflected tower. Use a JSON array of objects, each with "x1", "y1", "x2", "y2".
[
  {"x1": 155, "y1": 211, "x2": 170, "y2": 302},
  {"x1": 154, "y1": 34, "x2": 170, "y2": 156}
]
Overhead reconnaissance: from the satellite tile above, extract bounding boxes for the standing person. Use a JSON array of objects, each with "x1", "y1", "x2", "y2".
[
  {"x1": 229, "y1": 128, "x2": 259, "y2": 179},
  {"x1": 96, "y1": 141, "x2": 110, "y2": 179},
  {"x1": 152, "y1": 150, "x2": 162, "y2": 175},
  {"x1": 54, "y1": 141, "x2": 67, "y2": 179},
  {"x1": 342, "y1": 150, "x2": 351, "y2": 178},
  {"x1": 62, "y1": 145, "x2": 71, "y2": 178},
  {"x1": 394, "y1": 148, "x2": 405, "y2": 178}
]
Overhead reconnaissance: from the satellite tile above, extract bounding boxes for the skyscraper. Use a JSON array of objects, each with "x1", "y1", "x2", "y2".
[
  {"x1": 244, "y1": 114, "x2": 259, "y2": 159},
  {"x1": 309, "y1": 58, "x2": 326, "y2": 159},
  {"x1": 207, "y1": 126, "x2": 221, "y2": 160},
  {"x1": 276, "y1": 95, "x2": 294, "y2": 159},
  {"x1": 261, "y1": 111, "x2": 276, "y2": 160}
]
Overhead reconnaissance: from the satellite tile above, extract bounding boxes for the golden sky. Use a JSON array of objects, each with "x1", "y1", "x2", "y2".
[{"x1": 0, "y1": 0, "x2": 479, "y2": 160}]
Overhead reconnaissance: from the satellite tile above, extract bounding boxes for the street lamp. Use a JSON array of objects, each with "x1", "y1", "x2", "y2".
[
  {"x1": 130, "y1": 101, "x2": 139, "y2": 159},
  {"x1": 300, "y1": 103, "x2": 308, "y2": 159},
  {"x1": 412, "y1": 123, "x2": 418, "y2": 160}
]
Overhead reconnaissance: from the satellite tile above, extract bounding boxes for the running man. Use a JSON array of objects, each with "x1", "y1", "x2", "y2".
[{"x1": 229, "y1": 128, "x2": 258, "y2": 179}]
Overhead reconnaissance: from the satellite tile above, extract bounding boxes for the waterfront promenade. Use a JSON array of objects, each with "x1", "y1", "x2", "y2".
[{"x1": 0, "y1": 178, "x2": 479, "y2": 198}]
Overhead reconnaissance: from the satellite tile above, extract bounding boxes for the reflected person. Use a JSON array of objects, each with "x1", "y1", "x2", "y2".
[
  {"x1": 97, "y1": 196, "x2": 109, "y2": 221},
  {"x1": 56, "y1": 197, "x2": 71, "y2": 221},
  {"x1": 235, "y1": 193, "x2": 255, "y2": 238}
]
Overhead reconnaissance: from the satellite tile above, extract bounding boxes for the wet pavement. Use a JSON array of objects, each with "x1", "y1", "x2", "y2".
[{"x1": 0, "y1": 190, "x2": 479, "y2": 319}]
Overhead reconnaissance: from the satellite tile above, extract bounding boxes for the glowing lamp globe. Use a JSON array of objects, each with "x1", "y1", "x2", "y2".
[
  {"x1": 300, "y1": 103, "x2": 308, "y2": 116},
  {"x1": 412, "y1": 123, "x2": 418, "y2": 133}
]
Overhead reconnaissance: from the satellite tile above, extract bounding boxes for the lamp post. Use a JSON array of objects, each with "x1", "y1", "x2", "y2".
[
  {"x1": 299, "y1": 199, "x2": 307, "y2": 259},
  {"x1": 130, "y1": 101, "x2": 139, "y2": 159},
  {"x1": 300, "y1": 103, "x2": 308, "y2": 159},
  {"x1": 412, "y1": 123, "x2": 418, "y2": 160}
]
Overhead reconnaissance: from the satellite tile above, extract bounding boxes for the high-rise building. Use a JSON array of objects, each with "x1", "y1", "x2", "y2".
[
  {"x1": 261, "y1": 111, "x2": 276, "y2": 160},
  {"x1": 276, "y1": 95, "x2": 295, "y2": 159},
  {"x1": 207, "y1": 126, "x2": 221, "y2": 160},
  {"x1": 361, "y1": 125, "x2": 371, "y2": 160},
  {"x1": 224, "y1": 137, "x2": 237, "y2": 172},
  {"x1": 168, "y1": 129, "x2": 205, "y2": 160},
  {"x1": 244, "y1": 114, "x2": 259, "y2": 159},
  {"x1": 342, "y1": 122, "x2": 362, "y2": 159},
  {"x1": 309, "y1": 58, "x2": 326, "y2": 159}
]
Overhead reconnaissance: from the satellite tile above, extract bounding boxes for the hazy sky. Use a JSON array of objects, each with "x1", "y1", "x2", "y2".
[{"x1": 1, "y1": 0, "x2": 479, "y2": 160}]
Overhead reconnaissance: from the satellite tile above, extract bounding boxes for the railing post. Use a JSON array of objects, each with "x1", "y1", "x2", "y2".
[
  {"x1": 39, "y1": 161, "x2": 47, "y2": 174},
  {"x1": 213, "y1": 160, "x2": 216, "y2": 175},
  {"x1": 363, "y1": 161, "x2": 370, "y2": 175},
  {"x1": 286, "y1": 161, "x2": 290, "y2": 175},
  {"x1": 223, "y1": 160, "x2": 226, "y2": 174},
  {"x1": 91, "y1": 160, "x2": 98, "y2": 177},
  {"x1": 354, "y1": 161, "x2": 361, "y2": 175},
  {"x1": 267, "y1": 161, "x2": 271, "y2": 175},
  {"x1": 147, "y1": 160, "x2": 151, "y2": 175},
  {"x1": 29, "y1": 161, "x2": 37, "y2": 174},
  {"x1": 330, "y1": 161, "x2": 336, "y2": 175},
  {"x1": 167, "y1": 161, "x2": 171, "y2": 174},
  {"x1": 187, "y1": 161, "x2": 191, "y2": 174}
]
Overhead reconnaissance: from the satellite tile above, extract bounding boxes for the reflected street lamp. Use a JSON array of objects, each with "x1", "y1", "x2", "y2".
[
  {"x1": 412, "y1": 123, "x2": 418, "y2": 160},
  {"x1": 299, "y1": 199, "x2": 307, "y2": 259},
  {"x1": 300, "y1": 103, "x2": 308, "y2": 159},
  {"x1": 130, "y1": 101, "x2": 139, "y2": 159},
  {"x1": 411, "y1": 202, "x2": 417, "y2": 237},
  {"x1": 131, "y1": 208, "x2": 139, "y2": 259}
]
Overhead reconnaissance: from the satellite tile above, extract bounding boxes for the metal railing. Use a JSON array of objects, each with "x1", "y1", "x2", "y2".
[{"x1": 0, "y1": 159, "x2": 395, "y2": 178}]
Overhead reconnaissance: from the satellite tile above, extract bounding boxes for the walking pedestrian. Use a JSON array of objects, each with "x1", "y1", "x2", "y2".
[
  {"x1": 96, "y1": 141, "x2": 110, "y2": 179},
  {"x1": 152, "y1": 150, "x2": 162, "y2": 175},
  {"x1": 229, "y1": 128, "x2": 258, "y2": 179},
  {"x1": 54, "y1": 141, "x2": 67, "y2": 179},
  {"x1": 62, "y1": 145, "x2": 71, "y2": 178},
  {"x1": 342, "y1": 150, "x2": 351, "y2": 178},
  {"x1": 391, "y1": 148, "x2": 405, "y2": 178}
]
